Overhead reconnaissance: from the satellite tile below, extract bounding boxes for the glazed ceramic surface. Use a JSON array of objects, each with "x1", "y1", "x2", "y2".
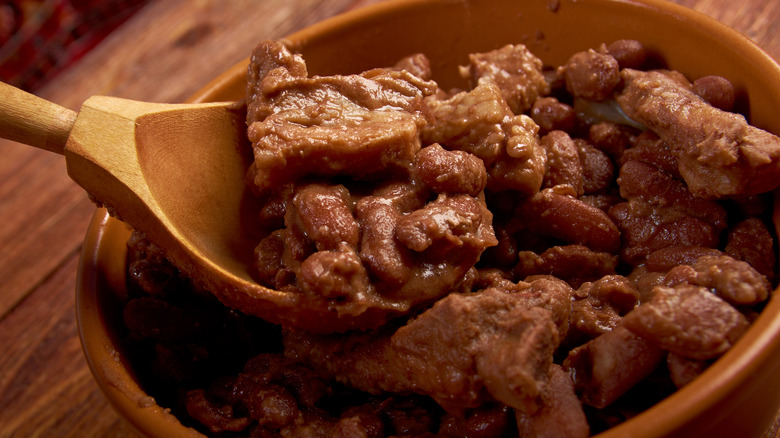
[{"x1": 76, "y1": 0, "x2": 780, "y2": 436}]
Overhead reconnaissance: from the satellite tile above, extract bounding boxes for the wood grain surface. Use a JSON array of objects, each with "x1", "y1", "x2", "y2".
[{"x1": 0, "y1": 0, "x2": 778, "y2": 437}]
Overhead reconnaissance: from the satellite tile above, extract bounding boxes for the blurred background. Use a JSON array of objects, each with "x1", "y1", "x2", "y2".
[{"x1": 0, "y1": 0, "x2": 149, "y2": 92}]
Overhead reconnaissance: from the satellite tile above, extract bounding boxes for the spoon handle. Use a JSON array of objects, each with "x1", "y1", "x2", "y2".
[{"x1": 0, "y1": 81, "x2": 77, "y2": 155}]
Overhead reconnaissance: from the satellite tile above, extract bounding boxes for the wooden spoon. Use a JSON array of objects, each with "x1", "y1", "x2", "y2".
[{"x1": 0, "y1": 82, "x2": 389, "y2": 332}]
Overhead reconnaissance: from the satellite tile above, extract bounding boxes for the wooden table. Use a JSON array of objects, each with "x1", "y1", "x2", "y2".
[{"x1": 0, "y1": 0, "x2": 778, "y2": 436}]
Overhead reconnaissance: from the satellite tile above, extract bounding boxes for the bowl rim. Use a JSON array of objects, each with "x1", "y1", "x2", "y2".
[{"x1": 76, "y1": 0, "x2": 780, "y2": 437}]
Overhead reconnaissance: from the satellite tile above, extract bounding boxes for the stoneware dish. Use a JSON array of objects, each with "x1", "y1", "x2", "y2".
[{"x1": 76, "y1": 0, "x2": 780, "y2": 436}]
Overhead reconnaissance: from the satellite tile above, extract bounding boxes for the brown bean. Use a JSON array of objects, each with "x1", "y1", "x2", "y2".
[
  {"x1": 541, "y1": 130, "x2": 584, "y2": 195},
  {"x1": 563, "y1": 49, "x2": 620, "y2": 101},
  {"x1": 606, "y1": 39, "x2": 648, "y2": 69},
  {"x1": 645, "y1": 245, "x2": 724, "y2": 272},
  {"x1": 693, "y1": 75, "x2": 735, "y2": 111},
  {"x1": 516, "y1": 189, "x2": 621, "y2": 253},
  {"x1": 576, "y1": 139, "x2": 614, "y2": 194},
  {"x1": 588, "y1": 121, "x2": 632, "y2": 161}
]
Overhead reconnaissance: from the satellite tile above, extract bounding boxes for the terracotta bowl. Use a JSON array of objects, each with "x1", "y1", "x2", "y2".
[{"x1": 76, "y1": 0, "x2": 780, "y2": 436}]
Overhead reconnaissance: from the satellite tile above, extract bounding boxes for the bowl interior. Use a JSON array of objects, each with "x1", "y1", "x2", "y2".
[{"x1": 77, "y1": 0, "x2": 780, "y2": 437}]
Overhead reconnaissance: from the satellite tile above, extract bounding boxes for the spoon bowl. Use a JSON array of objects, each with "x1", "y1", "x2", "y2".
[{"x1": 0, "y1": 84, "x2": 396, "y2": 332}]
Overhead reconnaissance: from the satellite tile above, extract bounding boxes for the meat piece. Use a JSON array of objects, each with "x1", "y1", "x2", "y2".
[
  {"x1": 515, "y1": 245, "x2": 618, "y2": 289},
  {"x1": 298, "y1": 243, "x2": 372, "y2": 302},
  {"x1": 666, "y1": 353, "x2": 711, "y2": 388},
  {"x1": 610, "y1": 202, "x2": 722, "y2": 267},
  {"x1": 392, "y1": 52, "x2": 433, "y2": 81},
  {"x1": 689, "y1": 254, "x2": 771, "y2": 306},
  {"x1": 616, "y1": 68, "x2": 780, "y2": 198},
  {"x1": 622, "y1": 284, "x2": 750, "y2": 360},
  {"x1": 660, "y1": 253, "x2": 771, "y2": 307},
  {"x1": 561, "y1": 48, "x2": 620, "y2": 101},
  {"x1": 249, "y1": 104, "x2": 421, "y2": 193},
  {"x1": 246, "y1": 40, "x2": 438, "y2": 194},
  {"x1": 395, "y1": 194, "x2": 497, "y2": 255},
  {"x1": 284, "y1": 286, "x2": 560, "y2": 414},
  {"x1": 617, "y1": 160, "x2": 727, "y2": 228},
  {"x1": 610, "y1": 160, "x2": 728, "y2": 265},
  {"x1": 289, "y1": 183, "x2": 359, "y2": 251},
  {"x1": 356, "y1": 189, "x2": 495, "y2": 308},
  {"x1": 541, "y1": 130, "x2": 584, "y2": 195},
  {"x1": 355, "y1": 195, "x2": 416, "y2": 288},
  {"x1": 488, "y1": 275, "x2": 575, "y2": 341},
  {"x1": 459, "y1": 43, "x2": 550, "y2": 114},
  {"x1": 568, "y1": 275, "x2": 640, "y2": 344},
  {"x1": 516, "y1": 188, "x2": 622, "y2": 254},
  {"x1": 422, "y1": 82, "x2": 509, "y2": 162},
  {"x1": 563, "y1": 325, "x2": 665, "y2": 409},
  {"x1": 246, "y1": 40, "x2": 308, "y2": 122},
  {"x1": 620, "y1": 130, "x2": 680, "y2": 178},
  {"x1": 422, "y1": 82, "x2": 547, "y2": 195},
  {"x1": 515, "y1": 365, "x2": 590, "y2": 438},
  {"x1": 411, "y1": 143, "x2": 487, "y2": 196},
  {"x1": 626, "y1": 265, "x2": 668, "y2": 303},
  {"x1": 725, "y1": 217, "x2": 777, "y2": 283}
]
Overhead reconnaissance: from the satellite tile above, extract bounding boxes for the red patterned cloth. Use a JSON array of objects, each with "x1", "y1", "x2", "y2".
[{"x1": 0, "y1": 0, "x2": 149, "y2": 91}]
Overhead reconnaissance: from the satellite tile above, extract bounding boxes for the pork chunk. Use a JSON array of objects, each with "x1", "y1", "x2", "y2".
[
  {"x1": 411, "y1": 143, "x2": 487, "y2": 196},
  {"x1": 568, "y1": 275, "x2": 640, "y2": 345},
  {"x1": 356, "y1": 189, "x2": 496, "y2": 306},
  {"x1": 395, "y1": 194, "x2": 497, "y2": 255},
  {"x1": 284, "y1": 286, "x2": 560, "y2": 414},
  {"x1": 610, "y1": 160, "x2": 728, "y2": 265},
  {"x1": 422, "y1": 82, "x2": 547, "y2": 195},
  {"x1": 515, "y1": 245, "x2": 618, "y2": 289},
  {"x1": 246, "y1": 40, "x2": 438, "y2": 194},
  {"x1": 564, "y1": 325, "x2": 665, "y2": 409},
  {"x1": 515, "y1": 365, "x2": 590, "y2": 438},
  {"x1": 617, "y1": 68, "x2": 780, "y2": 198},
  {"x1": 459, "y1": 43, "x2": 550, "y2": 114},
  {"x1": 622, "y1": 284, "x2": 750, "y2": 360}
]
